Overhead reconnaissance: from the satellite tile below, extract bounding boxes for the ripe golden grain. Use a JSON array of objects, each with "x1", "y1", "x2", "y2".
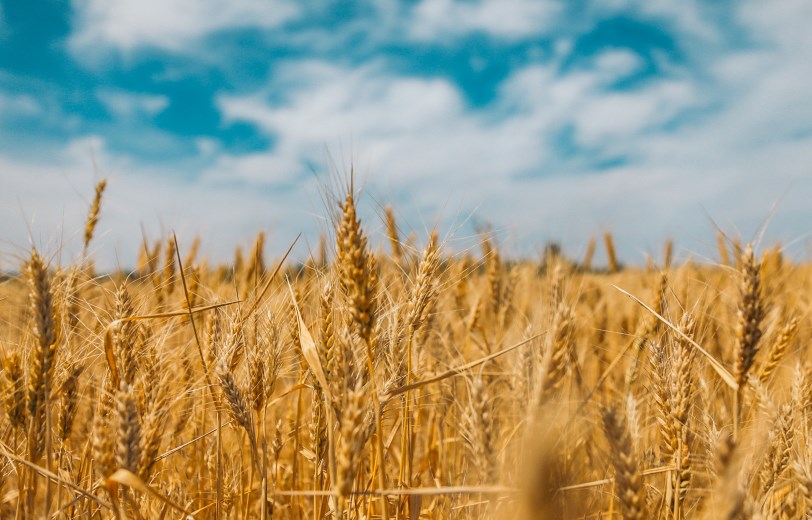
[{"x1": 1, "y1": 178, "x2": 811, "y2": 519}]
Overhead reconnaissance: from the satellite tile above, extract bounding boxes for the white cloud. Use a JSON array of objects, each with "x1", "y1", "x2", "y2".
[
  {"x1": 5, "y1": 0, "x2": 812, "y2": 268},
  {"x1": 0, "y1": 136, "x2": 318, "y2": 271},
  {"x1": 69, "y1": 0, "x2": 299, "y2": 57},
  {"x1": 97, "y1": 89, "x2": 169, "y2": 117},
  {"x1": 5, "y1": 43, "x2": 812, "y2": 269},
  {"x1": 209, "y1": 10, "x2": 812, "y2": 259},
  {"x1": 0, "y1": 92, "x2": 42, "y2": 118},
  {"x1": 591, "y1": 50, "x2": 644, "y2": 79},
  {"x1": 215, "y1": 61, "x2": 542, "y2": 198},
  {"x1": 409, "y1": 0, "x2": 562, "y2": 41},
  {"x1": 572, "y1": 80, "x2": 696, "y2": 146},
  {"x1": 195, "y1": 137, "x2": 220, "y2": 156},
  {"x1": 738, "y1": 0, "x2": 812, "y2": 48}
]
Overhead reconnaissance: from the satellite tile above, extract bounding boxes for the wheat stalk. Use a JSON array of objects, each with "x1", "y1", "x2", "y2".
[{"x1": 83, "y1": 178, "x2": 107, "y2": 254}]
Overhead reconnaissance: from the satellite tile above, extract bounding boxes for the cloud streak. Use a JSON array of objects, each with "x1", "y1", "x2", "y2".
[
  {"x1": 408, "y1": 0, "x2": 563, "y2": 42},
  {"x1": 69, "y1": 0, "x2": 299, "y2": 58}
]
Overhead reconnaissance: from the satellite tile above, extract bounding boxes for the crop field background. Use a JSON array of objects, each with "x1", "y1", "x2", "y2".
[
  {"x1": 0, "y1": 179, "x2": 810, "y2": 519},
  {"x1": 3, "y1": 1, "x2": 812, "y2": 518}
]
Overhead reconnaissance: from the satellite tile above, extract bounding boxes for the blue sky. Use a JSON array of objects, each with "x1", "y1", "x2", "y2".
[{"x1": 2, "y1": 0, "x2": 812, "y2": 268}]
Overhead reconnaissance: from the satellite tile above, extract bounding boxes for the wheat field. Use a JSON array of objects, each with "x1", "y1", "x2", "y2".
[{"x1": 0, "y1": 178, "x2": 809, "y2": 519}]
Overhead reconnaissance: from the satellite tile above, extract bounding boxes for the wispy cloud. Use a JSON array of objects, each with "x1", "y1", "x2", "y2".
[
  {"x1": 97, "y1": 89, "x2": 169, "y2": 117},
  {"x1": 408, "y1": 0, "x2": 563, "y2": 41},
  {"x1": 0, "y1": 91, "x2": 41, "y2": 118},
  {"x1": 0, "y1": 136, "x2": 320, "y2": 270},
  {"x1": 69, "y1": 0, "x2": 299, "y2": 58}
]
